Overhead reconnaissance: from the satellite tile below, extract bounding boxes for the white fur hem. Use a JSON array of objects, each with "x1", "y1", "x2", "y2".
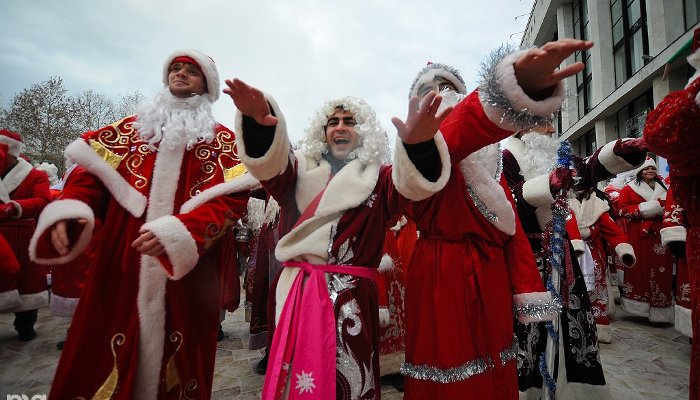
[
  {"x1": 378, "y1": 254, "x2": 395, "y2": 273},
  {"x1": 142, "y1": 215, "x2": 199, "y2": 280},
  {"x1": 621, "y1": 297, "x2": 650, "y2": 317},
  {"x1": 649, "y1": 306, "x2": 675, "y2": 323},
  {"x1": 65, "y1": 139, "x2": 147, "y2": 217},
  {"x1": 522, "y1": 174, "x2": 554, "y2": 208},
  {"x1": 614, "y1": 243, "x2": 636, "y2": 267},
  {"x1": 639, "y1": 200, "x2": 663, "y2": 217},
  {"x1": 660, "y1": 226, "x2": 687, "y2": 246},
  {"x1": 10, "y1": 291, "x2": 49, "y2": 312},
  {"x1": 596, "y1": 323, "x2": 611, "y2": 344},
  {"x1": 598, "y1": 139, "x2": 636, "y2": 175},
  {"x1": 513, "y1": 291, "x2": 558, "y2": 323},
  {"x1": 29, "y1": 199, "x2": 95, "y2": 265},
  {"x1": 482, "y1": 50, "x2": 565, "y2": 131},
  {"x1": 391, "y1": 132, "x2": 451, "y2": 201},
  {"x1": 571, "y1": 239, "x2": 585, "y2": 254},
  {"x1": 234, "y1": 94, "x2": 290, "y2": 181},
  {"x1": 674, "y1": 305, "x2": 693, "y2": 338},
  {"x1": 50, "y1": 294, "x2": 80, "y2": 317},
  {"x1": 0, "y1": 289, "x2": 21, "y2": 312}
]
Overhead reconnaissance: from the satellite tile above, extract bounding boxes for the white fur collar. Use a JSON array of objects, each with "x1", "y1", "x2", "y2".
[
  {"x1": 627, "y1": 180, "x2": 666, "y2": 201},
  {"x1": 503, "y1": 136, "x2": 535, "y2": 178},
  {"x1": 569, "y1": 195, "x2": 610, "y2": 232},
  {"x1": 459, "y1": 143, "x2": 515, "y2": 235},
  {"x1": 0, "y1": 158, "x2": 34, "y2": 203}
]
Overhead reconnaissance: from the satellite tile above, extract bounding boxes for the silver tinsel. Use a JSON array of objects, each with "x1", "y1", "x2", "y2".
[
  {"x1": 513, "y1": 298, "x2": 563, "y2": 320},
  {"x1": 400, "y1": 338, "x2": 519, "y2": 383},
  {"x1": 466, "y1": 185, "x2": 500, "y2": 223},
  {"x1": 478, "y1": 44, "x2": 557, "y2": 130}
]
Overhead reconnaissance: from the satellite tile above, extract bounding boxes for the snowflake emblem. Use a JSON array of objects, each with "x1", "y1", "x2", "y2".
[{"x1": 295, "y1": 370, "x2": 316, "y2": 394}]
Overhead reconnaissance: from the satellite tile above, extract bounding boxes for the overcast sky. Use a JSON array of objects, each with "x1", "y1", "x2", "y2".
[{"x1": 0, "y1": 0, "x2": 533, "y2": 144}]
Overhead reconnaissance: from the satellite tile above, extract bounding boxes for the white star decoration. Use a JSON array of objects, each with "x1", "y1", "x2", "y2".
[{"x1": 295, "y1": 370, "x2": 317, "y2": 394}]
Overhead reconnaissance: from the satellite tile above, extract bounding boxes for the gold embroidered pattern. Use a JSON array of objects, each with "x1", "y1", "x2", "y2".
[
  {"x1": 165, "y1": 331, "x2": 184, "y2": 395},
  {"x1": 88, "y1": 333, "x2": 125, "y2": 400},
  {"x1": 189, "y1": 128, "x2": 242, "y2": 196},
  {"x1": 203, "y1": 210, "x2": 237, "y2": 250},
  {"x1": 89, "y1": 140, "x2": 126, "y2": 170},
  {"x1": 125, "y1": 143, "x2": 150, "y2": 189}
]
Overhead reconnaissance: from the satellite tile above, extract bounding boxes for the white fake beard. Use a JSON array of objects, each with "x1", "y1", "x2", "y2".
[
  {"x1": 436, "y1": 89, "x2": 465, "y2": 115},
  {"x1": 133, "y1": 89, "x2": 216, "y2": 151},
  {"x1": 520, "y1": 131, "x2": 560, "y2": 177}
]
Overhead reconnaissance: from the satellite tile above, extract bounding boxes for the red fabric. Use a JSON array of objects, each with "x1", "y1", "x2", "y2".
[
  {"x1": 0, "y1": 233, "x2": 19, "y2": 294},
  {"x1": 33, "y1": 117, "x2": 250, "y2": 399},
  {"x1": 618, "y1": 186, "x2": 674, "y2": 319},
  {"x1": 645, "y1": 77, "x2": 700, "y2": 398},
  {"x1": 217, "y1": 232, "x2": 241, "y2": 312}
]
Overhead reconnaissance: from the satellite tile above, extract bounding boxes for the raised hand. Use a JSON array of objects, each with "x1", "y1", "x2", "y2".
[
  {"x1": 514, "y1": 39, "x2": 594, "y2": 95},
  {"x1": 392, "y1": 91, "x2": 453, "y2": 145},
  {"x1": 223, "y1": 78, "x2": 278, "y2": 126}
]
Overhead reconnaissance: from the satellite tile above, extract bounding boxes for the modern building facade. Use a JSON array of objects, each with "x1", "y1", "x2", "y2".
[{"x1": 520, "y1": 0, "x2": 700, "y2": 160}]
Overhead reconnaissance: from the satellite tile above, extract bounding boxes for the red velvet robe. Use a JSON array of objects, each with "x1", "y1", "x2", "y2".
[
  {"x1": 0, "y1": 158, "x2": 51, "y2": 312},
  {"x1": 618, "y1": 181, "x2": 674, "y2": 322},
  {"x1": 644, "y1": 75, "x2": 700, "y2": 399},
  {"x1": 29, "y1": 116, "x2": 256, "y2": 399}
]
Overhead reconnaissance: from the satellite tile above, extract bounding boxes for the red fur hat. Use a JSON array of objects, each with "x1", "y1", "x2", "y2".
[{"x1": 0, "y1": 129, "x2": 22, "y2": 158}]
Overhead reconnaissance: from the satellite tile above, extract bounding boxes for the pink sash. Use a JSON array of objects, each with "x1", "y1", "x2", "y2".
[{"x1": 262, "y1": 260, "x2": 378, "y2": 399}]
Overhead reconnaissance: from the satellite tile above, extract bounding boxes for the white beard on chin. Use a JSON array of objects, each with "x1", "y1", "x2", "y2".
[
  {"x1": 520, "y1": 131, "x2": 561, "y2": 177},
  {"x1": 133, "y1": 89, "x2": 217, "y2": 151}
]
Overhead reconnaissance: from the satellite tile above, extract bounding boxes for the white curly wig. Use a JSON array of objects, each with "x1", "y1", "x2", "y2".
[{"x1": 298, "y1": 96, "x2": 391, "y2": 165}]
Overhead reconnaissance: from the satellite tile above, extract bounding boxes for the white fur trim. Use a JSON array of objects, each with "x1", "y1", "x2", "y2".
[
  {"x1": 571, "y1": 239, "x2": 585, "y2": 254},
  {"x1": 0, "y1": 289, "x2": 20, "y2": 312},
  {"x1": 180, "y1": 172, "x2": 259, "y2": 213},
  {"x1": 234, "y1": 94, "x2": 290, "y2": 181},
  {"x1": 142, "y1": 215, "x2": 199, "y2": 280},
  {"x1": 649, "y1": 306, "x2": 675, "y2": 323},
  {"x1": 294, "y1": 151, "x2": 331, "y2": 213},
  {"x1": 686, "y1": 51, "x2": 700, "y2": 89},
  {"x1": 570, "y1": 194, "x2": 610, "y2": 231},
  {"x1": 50, "y1": 294, "x2": 80, "y2": 317},
  {"x1": 598, "y1": 139, "x2": 637, "y2": 175},
  {"x1": 627, "y1": 179, "x2": 666, "y2": 203},
  {"x1": 378, "y1": 254, "x2": 395, "y2": 273},
  {"x1": 614, "y1": 243, "x2": 636, "y2": 267},
  {"x1": 639, "y1": 200, "x2": 663, "y2": 217},
  {"x1": 162, "y1": 49, "x2": 220, "y2": 102},
  {"x1": 674, "y1": 304, "x2": 693, "y2": 338},
  {"x1": 522, "y1": 173, "x2": 554, "y2": 208},
  {"x1": 10, "y1": 291, "x2": 49, "y2": 312},
  {"x1": 513, "y1": 291, "x2": 558, "y2": 323},
  {"x1": 65, "y1": 139, "x2": 147, "y2": 217},
  {"x1": 620, "y1": 297, "x2": 650, "y2": 317},
  {"x1": 482, "y1": 50, "x2": 565, "y2": 131},
  {"x1": 0, "y1": 135, "x2": 22, "y2": 157},
  {"x1": 0, "y1": 158, "x2": 33, "y2": 195},
  {"x1": 378, "y1": 307, "x2": 391, "y2": 328},
  {"x1": 7, "y1": 201, "x2": 21, "y2": 218},
  {"x1": 29, "y1": 199, "x2": 95, "y2": 265},
  {"x1": 391, "y1": 132, "x2": 451, "y2": 201},
  {"x1": 660, "y1": 226, "x2": 687, "y2": 246},
  {"x1": 409, "y1": 67, "x2": 468, "y2": 98}
]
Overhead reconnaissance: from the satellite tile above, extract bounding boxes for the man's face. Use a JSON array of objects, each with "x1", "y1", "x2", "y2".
[
  {"x1": 416, "y1": 77, "x2": 457, "y2": 99},
  {"x1": 531, "y1": 123, "x2": 556, "y2": 136},
  {"x1": 324, "y1": 108, "x2": 359, "y2": 160},
  {"x1": 167, "y1": 62, "x2": 207, "y2": 98}
]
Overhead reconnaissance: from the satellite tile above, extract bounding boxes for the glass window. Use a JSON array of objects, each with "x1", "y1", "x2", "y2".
[
  {"x1": 613, "y1": 21, "x2": 624, "y2": 43},
  {"x1": 614, "y1": 49, "x2": 626, "y2": 87},
  {"x1": 611, "y1": 0, "x2": 622, "y2": 22},
  {"x1": 685, "y1": 0, "x2": 700, "y2": 29},
  {"x1": 627, "y1": 0, "x2": 641, "y2": 25},
  {"x1": 630, "y1": 31, "x2": 644, "y2": 73}
]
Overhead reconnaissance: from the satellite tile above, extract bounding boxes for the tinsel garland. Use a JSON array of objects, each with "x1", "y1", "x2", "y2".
[{"x1": 539, "y1": 140, "x2": 573, "y2": 398}]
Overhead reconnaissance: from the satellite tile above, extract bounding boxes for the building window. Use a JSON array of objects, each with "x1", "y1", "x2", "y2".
[
  {"x1": 573, "y1": 0, "x2": 592, "y2": 119},
  {"x1": 581, "y1": 129, "x2": 597, "y2": 157},
  {"x1": 614, "y1": 90, "x2": 653, "y2": 139},
  {"x1": 610, "y1": 0, "x2": 649, "y2": 87},
  {"x1": 685, "y1": 0, "x2": 700, "y2": 30}
]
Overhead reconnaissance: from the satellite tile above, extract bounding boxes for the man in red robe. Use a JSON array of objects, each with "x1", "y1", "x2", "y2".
[
  {"x1": 644, "y1": 27, "x2": 700, "y2": 400},
  {"x1": 29, "y1": 49, "x2": 257, "y2": 399},
  {"x1": 0, "y1": 130, "x2": 51, "y2": 341},
  {"x1": 224, "y1": 79, "x2": 453, "y2": 399}
]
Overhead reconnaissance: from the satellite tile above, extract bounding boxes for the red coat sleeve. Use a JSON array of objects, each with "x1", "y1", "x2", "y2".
[{"x1": 12, "y1": 170, "x2": 51, "y2": 219}]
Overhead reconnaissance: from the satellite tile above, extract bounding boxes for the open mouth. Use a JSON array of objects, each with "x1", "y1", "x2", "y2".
[{"x1": 334, "y1": 137, "x2": 350, "y2": 145}]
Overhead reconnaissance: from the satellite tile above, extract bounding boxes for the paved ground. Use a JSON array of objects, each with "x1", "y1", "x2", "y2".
[{"x1": 0, "y1": 299, "x2": 691, "y2": 399}]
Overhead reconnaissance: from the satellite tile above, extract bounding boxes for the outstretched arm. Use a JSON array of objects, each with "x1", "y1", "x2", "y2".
[
  {"x1": 223, "y1": 78, "x2": 278, "y2": 126},
  {"x1": 392, "y1": 91, "x2": 453, "y2": 144},
  {"x1": 514, "y1": 39, "x2": 594, "y2": 96}
]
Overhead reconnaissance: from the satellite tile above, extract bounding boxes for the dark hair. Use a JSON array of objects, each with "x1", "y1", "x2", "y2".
[{"x1": 635, "y1": 169, "x2": 667, "y2": 190}]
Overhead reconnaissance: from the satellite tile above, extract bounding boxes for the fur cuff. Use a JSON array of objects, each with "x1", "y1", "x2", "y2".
[
  {"x1": 513, "y1": 291, "x2": 560, "y2": 323},
  {"x1": 598, "y1": 139, "x2": 636, "y2": 175},
  {"x1": 29, "y1": 199, "x2": 95, "y2": 265},
  {"x1": 378, "y1": 254, "x2": 395, "y2": 273},
  {"x1": 571, "y1": 239, "x2": 585, "y2": 254},
  {"x1": 0, "y1": 289, "x2": 21, "y2": 312},
  {"x1": 522, "y1": 174, "x2": 554, "y2": 208},
  {"x1": 65, "y1": 139, "x2": 147, "y2": 217},
  {"x1": 234, "y1": 94, "x2": 290, "y2": 181},
  {"x1": 392, "y1": 133, "x2": 451, "y2": 201},
  {"x1": 479, "y1": 48, "x2": 565, "y2": 131},
  {"x1": 639, "y1": 200, "x2": 663, "y2": 217},
  {"x1": 142, "y1": 216, "x2": 199, "y2": 280},
  {"x1": 614, "y1": 243, "x2": 636, "y2": 267},
  {"x1": 660, "y1": 226, "x2": 687, "y2": 246}
]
